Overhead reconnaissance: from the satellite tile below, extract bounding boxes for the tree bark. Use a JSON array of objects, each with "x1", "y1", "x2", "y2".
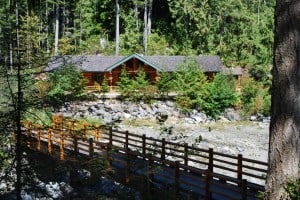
[
  {"x1": 143, "y1": 0, "x2": 147, "y2": 54},
  {"x1": 115, "y1": 0, "x2": 120, "y2": 56},
  {"x1": 147, "y1": 0, "x2": 152, "y2": 35},
  {"x1": 134, "y1": 1, "x2": 139, "y2": 31},
  {"x1": 15, "y1": 1, "x2": 22, "y2": 199},
  {"x1": 54, "y1": 2, "x2": 59, "y2": 56},
  {"x1": 266, "y1": 1, "x2": 300, "y2": 199}
]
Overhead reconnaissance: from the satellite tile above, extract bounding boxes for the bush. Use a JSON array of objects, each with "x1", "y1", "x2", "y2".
[
  {"x1": 202, "y1": 74, "x2": 238, "y2": 118},
  {"x1": 100, "y1": 76, "x2": 110, "y2": 93},
  {"x1": 23, "y1": 108, "x2": 53, "y2": 127},
  {"x1": 156, "y1": 72, "x2": 176, "y2": 94},
  {"x1": 286, "y1": 178, "x2": 300, "y2": 200},
  {"x1": 240, "y1": 77, "x2": 270, "y2": 115},
  {"x1": 117, "y1": 67, "x2": 134, "y2": 96},
  {"x1": 172, "y1": 59, "x2": 208, "y2": 112},
  {"x1": 117, "y1": 67, "x2": 157, "y2": 102},
  {"x1": 46, "y1": 64, "x2": 88, "y2": 107}
]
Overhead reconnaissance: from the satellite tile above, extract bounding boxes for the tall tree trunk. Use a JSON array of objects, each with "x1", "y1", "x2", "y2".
[
  {"x1": 134, "y1": 1, "x2": 139, "y2": 31},
  {"x1": 46, "y1": 0, "x2": 50, "y2": 54},
  {"x1": 15, "y1": 1, "x2": 22, "y2": 199},
  {"x1": 266, "y1": 1, "x2": 300, "y2": 199},
  {"x1": 62, "y1": 0, "x2": 66, "y2": 36},
  {"x1": 147, "y1": 0, "x2": 152, "y2": 35},
  {"x1": 54, "y1": 2, "x2": 59, "y2": 56},
  {"x1": 79, "y1": 9, "x2": 82, "y2": 47},
  {"x1": 9, "y1": 35, "x2": 13, "y2": 72},
  {"x1": 143, "y1": 0, "x2": 147, "y2": 54},
  {"x1": 115, "y1": 0, "x2": 120, "y2": 56}
]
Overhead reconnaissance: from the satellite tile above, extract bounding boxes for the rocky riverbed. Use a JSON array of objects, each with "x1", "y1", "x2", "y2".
[
  {"x1": 118, "y1": 118, "x2": 269, "y2": 162},
  {"x1": 60, "y1": 99, "x2": 269, "y2": 162}
]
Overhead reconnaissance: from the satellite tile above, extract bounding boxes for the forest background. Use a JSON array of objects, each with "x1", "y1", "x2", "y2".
[
  {"x1": 0, "y1": 0, "x2": 275, "y2": 116},
  {"x1": 0, "y1": 0, "x2": 274, "y2": 80},
  {"x1": 0, "y1": 0, "x2": 279, "y2": 199}
]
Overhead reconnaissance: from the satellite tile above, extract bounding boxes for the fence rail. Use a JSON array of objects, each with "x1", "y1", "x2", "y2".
[{"x1": 22, "y1": 115, "x2": 267, "y2": 199}]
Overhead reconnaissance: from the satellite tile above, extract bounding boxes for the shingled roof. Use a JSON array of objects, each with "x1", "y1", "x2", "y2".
[{"x1": 45, "y1": 53, "x2": 223, "y2": 72}]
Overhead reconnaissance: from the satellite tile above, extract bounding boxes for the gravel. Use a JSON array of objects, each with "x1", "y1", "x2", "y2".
[{"x1": 118, "y1": 118, "x2": 269, "y2": 162}]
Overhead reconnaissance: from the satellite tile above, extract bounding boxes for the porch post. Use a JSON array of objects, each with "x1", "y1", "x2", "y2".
[{"x1": 109, "y1": 71, "x2": 113, "y2": 93}]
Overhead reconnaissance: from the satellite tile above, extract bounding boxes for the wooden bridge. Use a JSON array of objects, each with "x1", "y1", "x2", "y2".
[{"x1": 22, "y1": 115, "x2": 267, "y2": 200}]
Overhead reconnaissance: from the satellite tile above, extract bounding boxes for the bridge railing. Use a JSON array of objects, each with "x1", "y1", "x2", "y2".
[{"x1": 22, "y1": 117, "x2": 267, "y2": 199}]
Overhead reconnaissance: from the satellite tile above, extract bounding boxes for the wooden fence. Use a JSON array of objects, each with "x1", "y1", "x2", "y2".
[{"x1": 22, "y1": 116, "x2": 267, "y2": 199}]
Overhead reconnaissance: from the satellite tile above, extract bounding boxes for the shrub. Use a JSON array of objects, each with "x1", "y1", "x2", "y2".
[
  {"x1": 156, "y1": 72, "x2": 176, "y2": 94},
  {"x1": 23, "y1": 108, "x2": 53, "y2": 127},
  {"x1": 117, "y1": 67, "x2": 157, "y2": 102},
  {"x1": 100, "y1": 76, "x2": 110, "y2": 93},
  {"x1": 202, "y1": 74, "x2": 238, "y2": 118},
  {"x1": 117, "y1": 67, "x2": 134, "y2": 96},
  {"x1": 240, "y1": 77, "x2": 270, "y2": 115},
  {"x1": 285, "y1": 178, "x2": 300, "y2": 200},
  {"x1": 172, "y1": 59, "x2": 208, "y2": 112},
  {"x1": 46, "y1": 64, "x2": 87, "y2": 107}
]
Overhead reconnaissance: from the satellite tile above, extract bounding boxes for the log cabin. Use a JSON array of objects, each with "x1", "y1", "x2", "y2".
[{"x1": 45, "y1": 53, "x2": 225, "y2": 92}]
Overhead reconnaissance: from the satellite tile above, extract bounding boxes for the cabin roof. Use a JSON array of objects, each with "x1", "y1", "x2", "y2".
[
  {"x1": 222, "y1": 67, "x2": 243, "y2": 75},
  {"x1": 45, "y1": 53, "x2": 223, "y2": 72}
]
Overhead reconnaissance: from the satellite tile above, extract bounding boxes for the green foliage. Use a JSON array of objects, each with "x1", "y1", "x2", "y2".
[
  {"x1": 119, "y1": 9, "x2": 143, "y2": 55},
  {"x1": 117, "y1": 67, "x2": 134, "y2": 96},
  {"x1": 147, "y1": 33, "x2": 171, "y2": 55},
  {"x1": 58, "y1": 36, "x2": 76, "y2": 55},
  {"x1": 131, "y1": 68, "x2": 149, "y2": 90},
  {"x1": 23, "y1": 108, "x2": 53, "y2": 127},
  {"x1": 202, "y1": 74, "x2": 238, "y2": 118},
  {"x1": 285, "y1": 178, "x2": 300, "y2": 200},
  {"x1": 76, "y1": 117, "x2": 104, "y2": 126},
  {"x1": 172, "y1": 59, "x2": 208, "y2": 112},
  {"x1": 240, "y1": 77, "x2": 270, "y2": 115},
  {"x1": 19, "y1": 14, "x2": 48, "y2": 68},
  {"x1": 46, "y1": 64, "x2": 88, "y2": 107},
  {"x1": 248, "y1": 64, "x2": 272, "y2": 86},
  {"x1": 117, "y1": 67, "x2": 156, "y2": 102},
  {"x1": 100, "y1": 76, "x2": 110, "y2": 93},
  {"x1": 156, "y1": 72, "x2": 176, "y2": 94}
]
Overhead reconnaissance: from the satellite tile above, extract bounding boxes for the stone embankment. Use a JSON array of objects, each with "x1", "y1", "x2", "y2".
[{"x1": 59, "y1": 99, "x2": 241, "y2": 124}]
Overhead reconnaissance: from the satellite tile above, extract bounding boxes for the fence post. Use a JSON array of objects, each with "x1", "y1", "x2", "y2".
[
  {"x1": 184, "y1": 143, "x2": 188, "y2": 166},
  {"x1": 125, "y1": 148, "x2": 131, "y2": 184},
  {"x1": 174, "y1": 161, "x2": 180, "y2": 198},
  {"x1": 106, "y1": 143, "x2": 112, "y2": 176},
  {"x1": 82, "y1": 123, "x2": 87, "y2": 136},
  {"x1": 142, "y1": 134, "x2": 146, "y2": 156},
  {"x1": 208, "y1": 148, "x2": 213, "y2": 173},
  {"x1": 125, "y1": 131, "x2": 129, "y2": 150},
  {"x1": 36, "y1": 125, "x2": 41, "y2": 151},
  {"x1": 89, "y1": 138, "x2": 94, "y2": 158},
  {"x1": 60, "y1": 131, "x2": 64, "y2": 160},
  {"x1": 238, "y1": 154, "x2": 243, "y2": 181},
  {"x1": 242, "y1": 179, "x2": 247, "y2": 200},
  {"x1": 147, "y1": 154, "x2": 154, "y2": 198},
  {"x1": 205, "y1": 170, "x2": 212, "y2": 200},
  {"x1": 69, "y1": 120, "x2": 75, "y2": 135},
  {"x1": 73, "y1": 136, "x2": 78, "y2": 156},
  {"x1": 109, "y1": 126, "x2": 113, "y2": 147},
  {"x1": 161, "y1": 138, "x2": 166, "y2": 160},
  {"x1": 95, "y1": 125, "x2": 100, "y2": 141},
  {"x1": 47, "y1": 129, "x2": 52, "y2": 155},
  {"x1": 26, "y1": 122, "x2": 31, "y2": 148}
]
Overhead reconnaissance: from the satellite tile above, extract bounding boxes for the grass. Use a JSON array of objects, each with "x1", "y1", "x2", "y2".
[
  {"x1": 122, "y1": 118, "x2": 157, "y2": 127},
  {"x1": 199, "y1": 120, "x2": 259, "y2": 131}
]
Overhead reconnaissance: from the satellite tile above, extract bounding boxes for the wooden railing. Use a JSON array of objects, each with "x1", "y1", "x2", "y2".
[{"x1": 22, "y1": 116, "x2": 267, "y2": 199}]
